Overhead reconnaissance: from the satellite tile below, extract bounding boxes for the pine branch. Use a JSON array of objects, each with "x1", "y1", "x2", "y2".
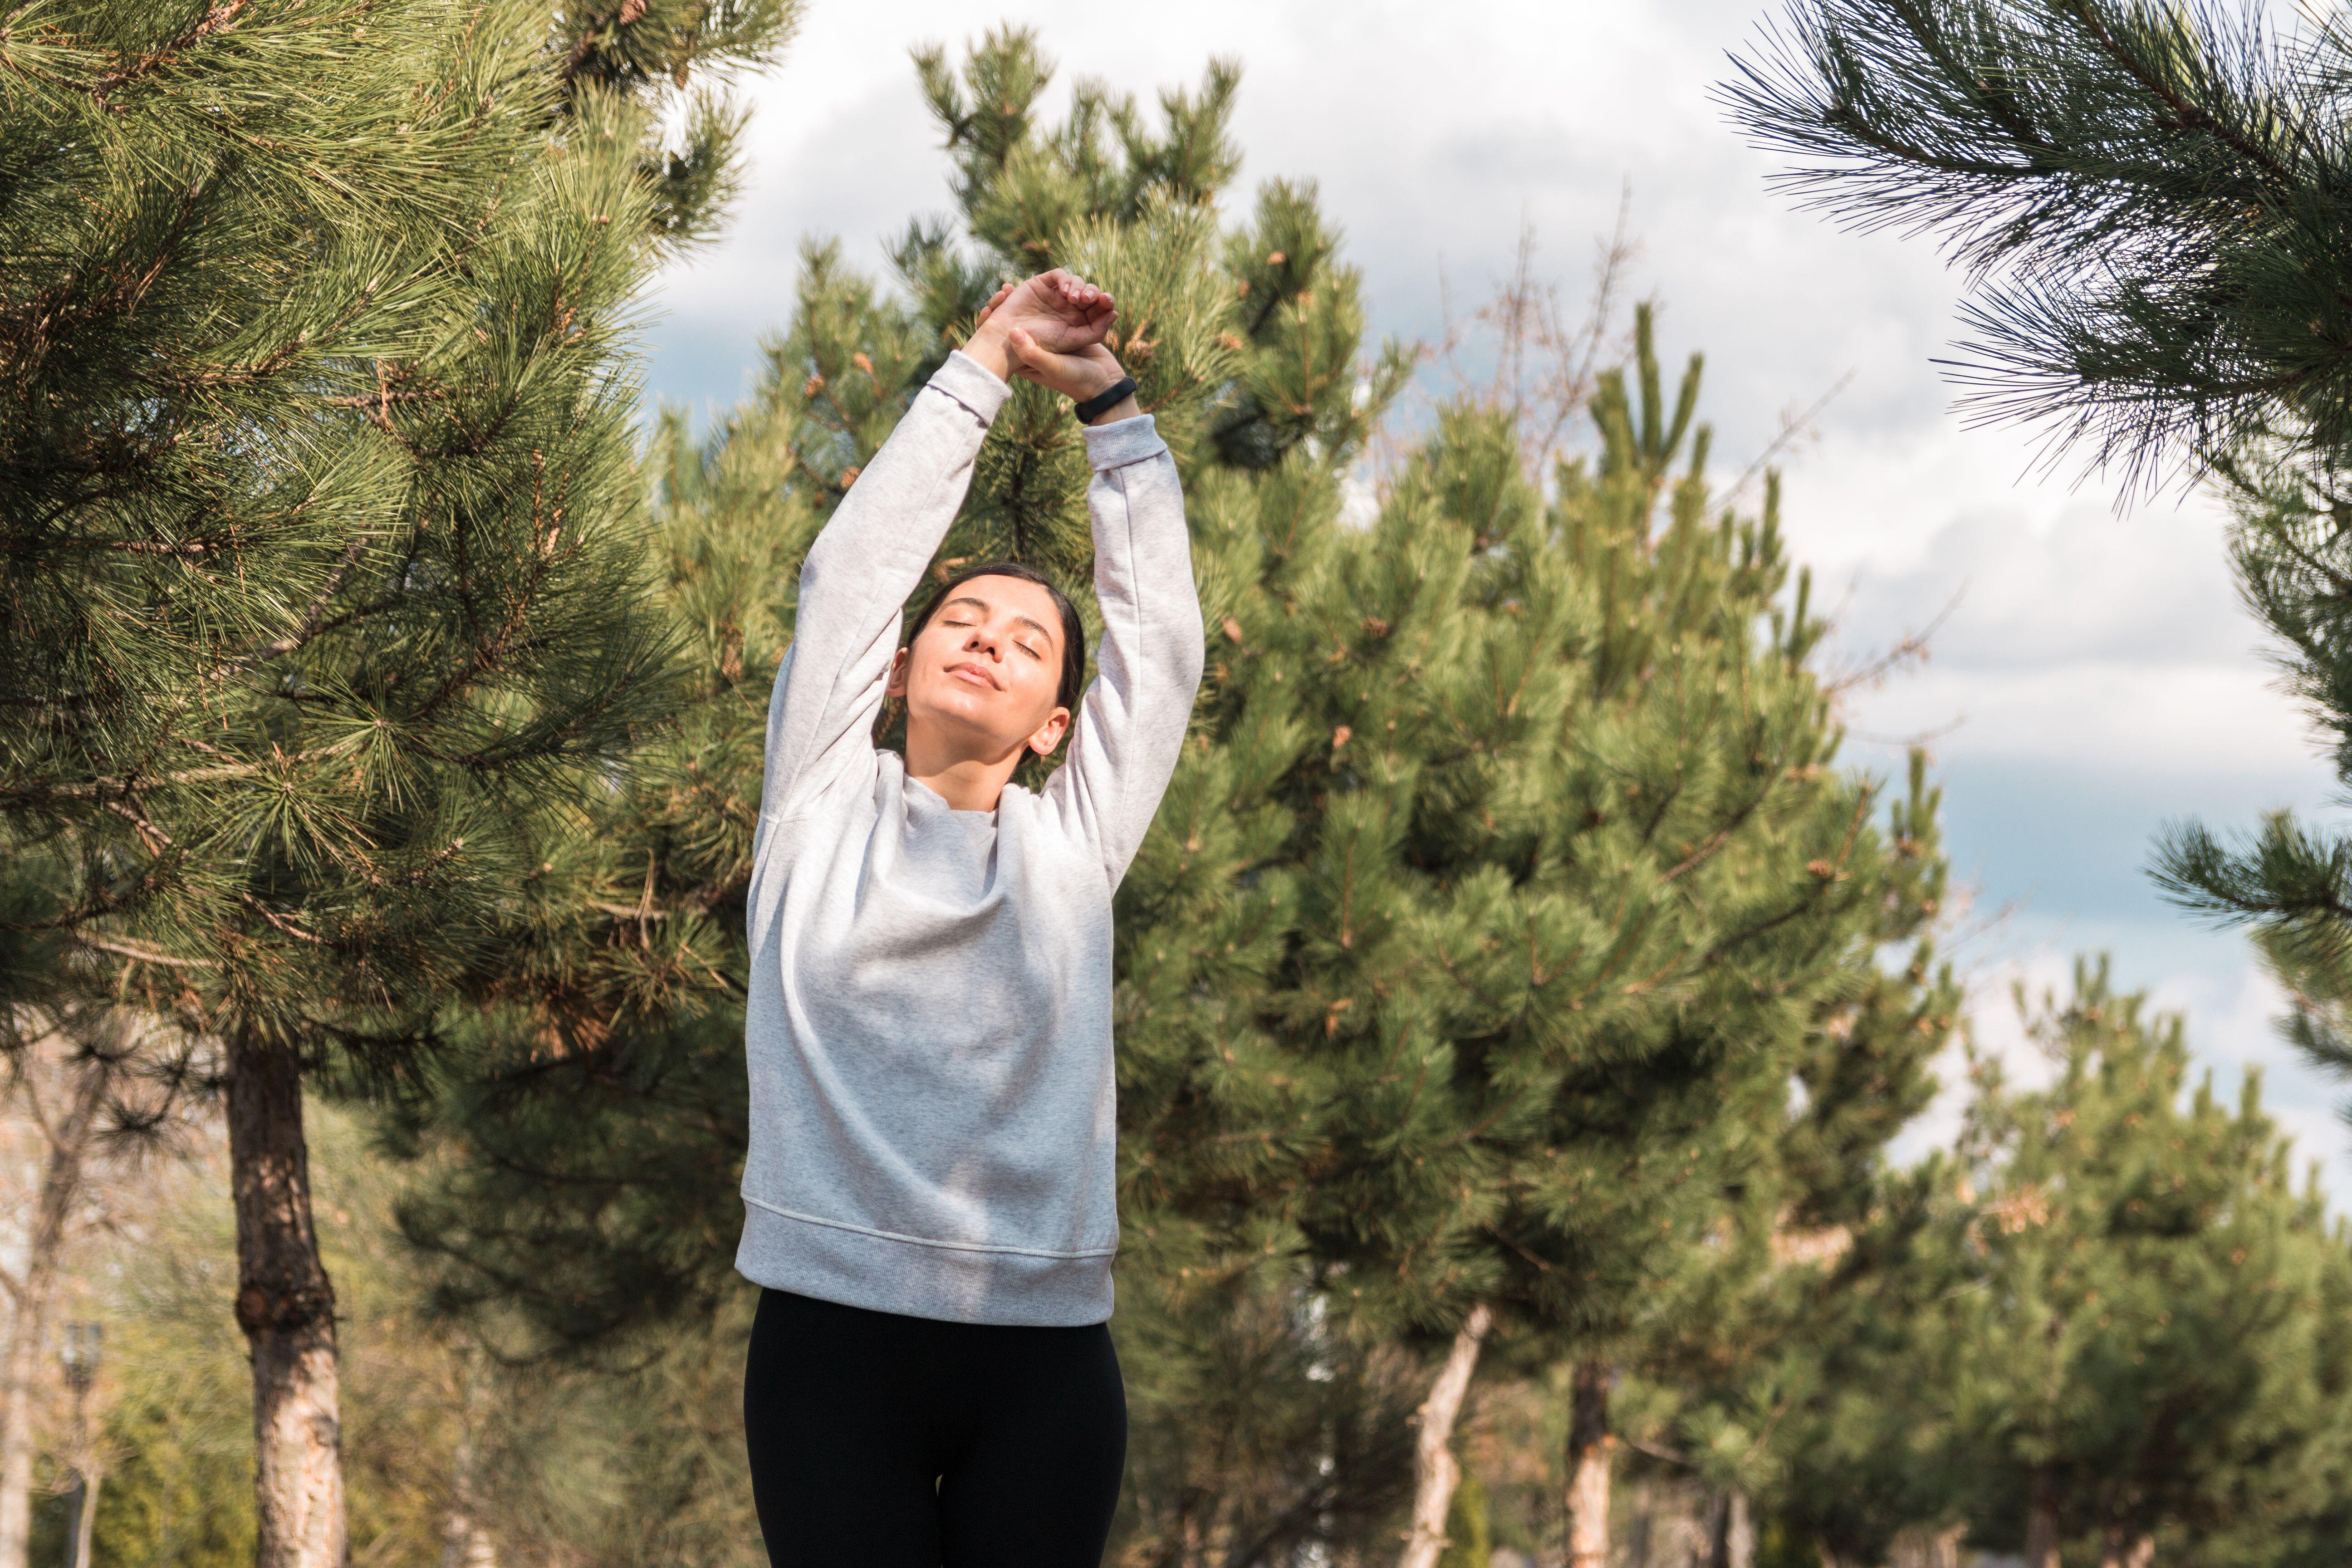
[
  {"x1": 89, "y1": 2, "x2": 254, "y2": 103},
  {"x1": 1723, "y1": 0, "x2": 2352, "y2": 488},
  {"x1": 209, "y1": 534, "x2": 369, "y2": 681},
  {"x1": 69, "y1": 933, "x2": 218, "y2": 970}
]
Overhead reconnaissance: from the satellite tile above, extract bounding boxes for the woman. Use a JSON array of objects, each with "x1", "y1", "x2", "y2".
[{"x1": 737, "y1": 269, "x2": 1205, "y2": 1566}]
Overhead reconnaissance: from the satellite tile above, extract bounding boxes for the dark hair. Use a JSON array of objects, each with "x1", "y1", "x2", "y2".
[{"x1": 906, "y1": 560, "x2": 1087, "y2": 711}]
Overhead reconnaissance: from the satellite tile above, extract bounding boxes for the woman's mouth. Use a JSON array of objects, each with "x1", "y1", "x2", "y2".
[{"x1": 946, "y1": 661, "x2": 1000, "y2": 690}]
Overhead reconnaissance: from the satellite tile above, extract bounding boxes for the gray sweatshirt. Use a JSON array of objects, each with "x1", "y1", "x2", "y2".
[{"x1": 735, "y1": 350, "x2": 1205, "y2": 1327}]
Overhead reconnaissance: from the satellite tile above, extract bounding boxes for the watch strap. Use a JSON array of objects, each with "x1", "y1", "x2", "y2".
[{"x1": 1072, "y1": 376, "x2": 1138, "y2": 425}]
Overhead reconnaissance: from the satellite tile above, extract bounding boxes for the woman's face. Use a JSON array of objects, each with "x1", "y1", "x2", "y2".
[{"x1": 888, "y1": 574, "x2": 1071, "y2": 762}]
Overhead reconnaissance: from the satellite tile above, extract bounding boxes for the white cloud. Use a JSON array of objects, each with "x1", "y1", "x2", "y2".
[{"x1": 1894, "y1": 930, "x2": 2352, "y2": 1201}]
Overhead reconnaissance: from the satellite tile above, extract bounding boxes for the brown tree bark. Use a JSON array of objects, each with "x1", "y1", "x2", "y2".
[
  {"x1": 227, "y1": 1029, "x2": 346, "y2": 1568},
  {"x1": 438, "y1": 1348, "x2": 496, "y2": 1568},
  {"x1": 1396, "y1": 1303, "x2": 1493, "y2": 1568},
  {"x1": 64, "y1": 1470, "x2": 99, "y2": 1568},
  {"x1": 0, "y1": 1035, "x2": 111, "y2": 1568},
  {"x1": 1707, "y1": 1490, "x2": 1754, "y2": 1568},
  {"x1": 2097, "y1": 1524, "x2": 2154, "y2": 1568},
  {"x1": 1564, "y1": 1360, "x2": 1613, "y2": 1568},
  {"x1": 2025, "y1": 1466, "x2": 2062, "y2": 1568}
]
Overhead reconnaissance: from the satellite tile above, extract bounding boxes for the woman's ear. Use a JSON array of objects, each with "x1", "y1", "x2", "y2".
[
  {"x1": 1026, "y1": 706, "x2": 1072, "y2": 758},
  {"x1": 885, "y1": 646, "x2": 911, "y2": 699}
]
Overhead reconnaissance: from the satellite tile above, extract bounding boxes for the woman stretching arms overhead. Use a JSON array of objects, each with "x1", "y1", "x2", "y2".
[{"x1": 736, "y1": 269, "x2": 1205, "y2": 1566}]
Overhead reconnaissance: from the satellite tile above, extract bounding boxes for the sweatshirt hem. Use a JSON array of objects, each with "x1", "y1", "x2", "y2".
[
  {"x1": 736, "y1": 1196, "x2": 1116, "y2": 1327},
  {"x1": 740, "y1": 1192, "x2": 1118, "y2": 1259},
  {"x1": 1082, "y1": 414, "x2": 1167, "y2": 471},
  {"x1": 931, "y1": 349, "x2": 1012, "y2": 424}
]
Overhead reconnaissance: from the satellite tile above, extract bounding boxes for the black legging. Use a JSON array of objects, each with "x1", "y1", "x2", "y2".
[{"x1": 742, "y1": 1288, "x2": 1127, "y2": 1567}]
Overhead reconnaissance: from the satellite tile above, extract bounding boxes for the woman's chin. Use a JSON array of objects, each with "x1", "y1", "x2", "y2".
[{"x1": 908, "y1": 700, "x2": 1019, "y2": 755}]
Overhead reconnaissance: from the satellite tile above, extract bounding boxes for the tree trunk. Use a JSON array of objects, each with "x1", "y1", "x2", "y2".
[
  {"x1": 1564, "y1": 1360, "x2": 1612, "y2": 1568},
  {"x1": 1707, "y1": 1491, "x2": 1754, "y2": 1568},
  {"x1": 2024, "y1": 1466, "x2": 2061, "y2": 1568},
  {"x1": 1397, "y1": 1304, "x2": 1493, "y2": 1568},
  {"x1": 2097, "y1": 1525, "x2": 2154, "y2": 1568},
  {"x1": 0, "y1": 1038, "x2": 110, "y2": 1568},
  {"x1": 0, "y1": 1293, "x2": 46, "y2": 1568},
  {"x1": 66, "y1": 1470, "x2": 99, "y2": 1568},
  {"x1": 227, "y1": 1029, "x2": 346, "y2": 1568},
  {"x1": 439, "y1": 1350, "x2": 496, "y2": 1568}
]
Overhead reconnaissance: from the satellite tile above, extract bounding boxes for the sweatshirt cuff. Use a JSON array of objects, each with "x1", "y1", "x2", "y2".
[
  {"x1": 929, "y1": 350, "x2": 1012, "y2": 424},
  {"x1": 1082, "y1": 413, "x2": 1167, "y2": 472}
]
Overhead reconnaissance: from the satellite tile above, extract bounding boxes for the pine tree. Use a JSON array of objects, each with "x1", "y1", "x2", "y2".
[
  {"x1": 1195, "y1": 305, "x2": 1947, "y2": 1568},
  {"x1": 1743, "y1": 1166, "x2": 1976, "y2": 1568},
  {"x1": 0, "y1": 4, "x2": 794, "y2": 1563},
  {"x1": 1719, "y1": 0, "x2": 2352, "y2": 1113},
  {"x1": 1939, "y1": 961, "x2": 2352, "y2": 1565},
  {"x1": 1749, "y1": 960, "x2": 2352, "y2": 1567},
  {"x1": 1606, "y1": 910, "x2": 1964, "y2": 1568}
]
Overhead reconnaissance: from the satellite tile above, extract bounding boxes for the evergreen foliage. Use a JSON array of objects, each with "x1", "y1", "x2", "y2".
[
  {"x1": 1720, "y1": 0, "x2": 2350, "y2": 485},
  {"x1": 0, "y1": 0, "x2": 796, "y2": 1019},
  {"x1": 0, "y1": 1, "x2": 794, "y2": 1559},
  {"x1": 1720, "y1": 1, "x2": 2352, "y2": 1122},
  {"x1": 1602, "y1": 922, "x2": 1964, "y2": 1555},
  {"x1": 1939, "y1": 961, "x2": 2352, "y2": 1563},
  {"x1": 1745, "y1": 962, "x2": 2352, "y2": 1566}
]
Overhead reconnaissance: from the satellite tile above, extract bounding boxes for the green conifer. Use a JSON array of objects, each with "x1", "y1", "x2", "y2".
[
  {"x1": 1940, "y1": 961, "x2": 2352, "y2": 1565},
  {"x1": 1754, "y1": 961, "x2": 2352, "y2": 1566},
  {"x1": 1720, "y1": 1, "x2": 2352, "y2": 1111},
  {"x1": 0, "y1": 4, "x2": 793, "y2": 1561},
  {"x1": 1220, "y1": 314, "x2": 1955, "y2": 1567}
]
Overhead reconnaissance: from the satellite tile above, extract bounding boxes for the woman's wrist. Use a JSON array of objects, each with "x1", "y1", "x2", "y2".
[
  {"x1": 1076, "y1": 378, "x2": 1141, "y2": 426},
  {"x1": 960, "y1": 321, "x2": 1014, "y2": 384},
  {"x1": 1069, "y1": 351, "x2": 1136, "y2": 423}
]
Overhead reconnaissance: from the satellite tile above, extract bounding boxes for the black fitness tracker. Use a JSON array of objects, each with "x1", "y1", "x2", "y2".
[{"x1": 1072, "y1": 376, "x2": 1138, "y2": 425}]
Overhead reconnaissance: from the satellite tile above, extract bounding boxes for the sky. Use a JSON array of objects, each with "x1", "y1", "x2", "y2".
[{"x1": 641, "y1": 0, "x2": 2352, "y2": 1186}]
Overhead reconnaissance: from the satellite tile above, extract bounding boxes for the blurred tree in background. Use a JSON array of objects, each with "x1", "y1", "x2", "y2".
[
  {"x1": 1928, "y1": 964, "x2": 2352, "y2": 1568},
  {"x1": 1719, "y1": 965, "x2": 2352, "y2": 1568}
]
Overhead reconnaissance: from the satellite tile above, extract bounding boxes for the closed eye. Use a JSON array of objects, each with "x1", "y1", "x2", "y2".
[{"x1": 936, "y1": 616, "x2": 1038, "y2": 659}]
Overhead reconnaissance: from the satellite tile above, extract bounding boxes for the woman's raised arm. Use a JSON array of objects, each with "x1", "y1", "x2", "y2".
[
  {"x1": 756, "y1": 351, "x2": 1009, "y2": 823},
  {"x1": 1041, "y1": 413, "x2": 1207, "y2": 886}
]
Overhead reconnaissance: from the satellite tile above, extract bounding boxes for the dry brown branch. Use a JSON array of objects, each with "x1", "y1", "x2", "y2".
[
  {"x1": 1726, "y1": 370, "x2": 1857, "y2": 506},
  {"x1": 1825, "y1": 589, "x2": 1963, "y2": 697},
  {"x1": 1426, "y1": 184, "x2": 1640, "y2": 482}
]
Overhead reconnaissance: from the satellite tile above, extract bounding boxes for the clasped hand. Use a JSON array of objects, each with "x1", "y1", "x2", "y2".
[{"x1": 963, "y1": 270, "x2": 1133, "y2": 416}]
